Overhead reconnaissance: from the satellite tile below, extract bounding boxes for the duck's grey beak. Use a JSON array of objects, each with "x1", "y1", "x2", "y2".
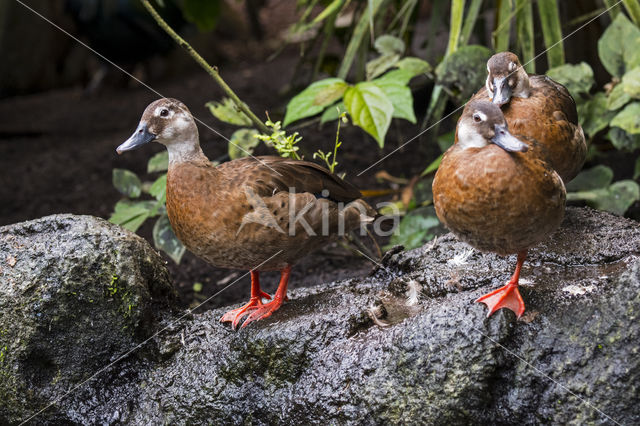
[
  {"x1": 491, "y1": 78, "x2": 512, "y2": 106},
  {"x1": 491, "y1": 124, "x2": 528, "y2": 152},
  {"x1": 116, "y1": 123, "x2": 156, "y2": 154}
]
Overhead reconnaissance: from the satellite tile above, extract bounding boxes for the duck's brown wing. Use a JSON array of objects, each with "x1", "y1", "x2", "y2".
[
  {"x1": 529, "y1": 75, "x2": 578, "y2": 125},
  {"x1": 219, "y1": 156, "x2": 362, "y2": 202}
]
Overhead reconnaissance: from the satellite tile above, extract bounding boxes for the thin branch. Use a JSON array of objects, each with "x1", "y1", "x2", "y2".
[{"x1": 140, "y1": 0, "x2": 270, "y2": 134}]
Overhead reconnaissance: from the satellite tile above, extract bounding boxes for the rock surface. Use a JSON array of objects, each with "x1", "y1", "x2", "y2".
[
  {"x1": 0, "y1": 215, "x2": 176, "y2": 424},
  {"x1": 1, "y1": 208, "x2": 639, "y2": 425}
]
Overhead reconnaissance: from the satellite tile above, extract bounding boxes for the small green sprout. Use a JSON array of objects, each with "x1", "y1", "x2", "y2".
[
  {"x1": 314, "y1": 111, "x2": 347, "y2": 174},
  {"x1": 255, "y1": 114, "x2": 302, "y2": 160}
]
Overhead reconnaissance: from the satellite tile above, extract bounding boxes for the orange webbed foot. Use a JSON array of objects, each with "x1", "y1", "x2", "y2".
[
  {"x1": 240, "y1": 296, "x2": 285, "y2": 329},
  {"x1": 476, "y1": 282, "x2": 525, "y2": 318},
  {"x1": 220, "y1": 292, "x2": 271, "y2": 330}
]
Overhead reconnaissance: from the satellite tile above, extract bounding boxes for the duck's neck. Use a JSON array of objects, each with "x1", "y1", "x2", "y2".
[{"x1": 166, "y1": 141, "x2": 209, "y2": 166}]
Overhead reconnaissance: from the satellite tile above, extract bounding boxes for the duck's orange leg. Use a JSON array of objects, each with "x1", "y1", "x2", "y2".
[
  {"x1": 240, "y1": 265, "x2": 291, "y2": 329},
  {"x1": 476, "y1": 250, "x2": 527, "y2": 318},
  {"x1": 220, "y1": 270, "x2": 271, "y2": 329}
]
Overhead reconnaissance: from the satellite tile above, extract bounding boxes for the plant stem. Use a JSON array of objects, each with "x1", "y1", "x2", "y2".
[{"x1": 139, "y1": 0, "x2": 270, "y2": 134}]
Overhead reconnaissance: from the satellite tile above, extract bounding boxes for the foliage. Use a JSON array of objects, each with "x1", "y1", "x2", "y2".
[
  {"x1": 254, "y1": 118, "x2": 302, "y2": 159},
  {"x1": 109, "y1": 154, "x2": 187, "y2": 264},
  {"x1": 314, "y1": 112, "x2": 347, "y2": 173},
  {"x1": 546, "y1": 12, "x2": 640, "y2": 215},
  {"x1": 282, "y1": 35, "x2": 429, "y2": 147}
]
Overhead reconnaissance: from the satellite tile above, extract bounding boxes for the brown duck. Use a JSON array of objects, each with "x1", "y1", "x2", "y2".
[
  {"x1": 117, "y1": 98, "x2": 374, "y2": 328},
  {"x1": 468, "y1": 51, "x2": 586, "y2": 183},
  {"x1": 432, "y1": 101, "x2": 566, "y2": 318}
]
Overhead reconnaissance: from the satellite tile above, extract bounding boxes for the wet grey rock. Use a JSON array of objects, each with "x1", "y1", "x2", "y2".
[
  {"x1": 2, "y1": 208, "x2": 639, "y2": 425},
  {"x1": 0, "y1": 215, "x2": 176, "y2": 425}
]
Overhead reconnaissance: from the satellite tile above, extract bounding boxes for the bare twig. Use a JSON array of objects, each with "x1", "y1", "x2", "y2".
[{"x1": 139, "y1": 0, "x2": 270, "y2": 134}]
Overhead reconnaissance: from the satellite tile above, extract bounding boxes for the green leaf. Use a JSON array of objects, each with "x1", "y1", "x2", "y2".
[
  {"x1": 598, "y1": 13, "x2": 640, "y2": 78},
  {"x1": 545, "y1": 62, "x2": 594, "y2": 99},
  {"x1": 153, "y1": 214, "x2": 186, "y2": 264},
  {"x1": 421, "y1": 153, "x2": 443, "y2": 176},
  {"x1": 112, "y1": 169, "x2": 142, "y2": 198},
  {"x1": 228, "y1": 128, "x2": 260, "y2": 160},
  {"x1": 149, "y1": 174, "x2": 167, "y2": 201},
  {"x1": 283, "y1": 78, "x2": 348, "y2": 126},
  {"x1": 607, "y1": 127, "x2": 640, "y2": 151},
  {"x1": 395, "y1": 57, "x2": 432, "y2": 77},
  {"x1": 147, "y1": 151, "x2": 169, "y2": 173},
  {"x1": 607, "y1": 83, "x2": 632, "y2": 111},
  {"x1": 515, "y1": 0, "x2": 535, "y2": 73},
  {"x1": 109, "y1": 200, "x2": 155, "y2": 232},
  {"x1": 436, "y1": 45, "x2": 492, "y2": 102},
  {"x1": 634, "y1": 156, "x2": 640, "y2": 180},
  {"x1": 206, "y1": 98, "x2": 252, "y2": 126},
  {"x1": 622, "y1": 66, "x2": 640, "y2": 98},
  {"x1": 343, "y1": 82, "x2": 393, "y2": 147},
  {"x1": 366, "y1": 53, "x2": 401, "y2": 81},
  {"x1": 371, "y1": 69, "x2": 416, "y2": 123},
  {"x1": 374, "y1": 35, "x2": 405, "y2": 56},
  {"x1": 320, "y1": 102, "x2": 346, "y2": 124},
  {"x1": 182, "y1": 0, "x2": 221, "y2": 32},
  {"x1": 610, "y1": 102, "x2": 640, "y2": 134},
  {"x1": 567, "y1": 180, "x2": 640, "y2": 216},
  {"x1": 577, "y1": 92, "x2": 617, "y2": 138},
  {"x1": 388, "y1": 207, "x2": 441, "y2": 250},
  {"x1": 565, "y1": 165, "x2": 613, "y2": 192}
]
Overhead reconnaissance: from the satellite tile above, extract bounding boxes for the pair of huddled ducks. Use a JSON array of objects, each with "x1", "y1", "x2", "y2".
[{"x1": 117, "y1": 52, "x2": 585, "y2": 327}]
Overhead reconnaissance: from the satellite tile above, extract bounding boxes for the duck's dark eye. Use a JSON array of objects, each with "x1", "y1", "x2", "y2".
[
  {"x1": 160, "y1": 108, "x2": 169, "y2": 117},
  {"x1": 473, "y1": 114, "x2": 482, "y2": 122}
]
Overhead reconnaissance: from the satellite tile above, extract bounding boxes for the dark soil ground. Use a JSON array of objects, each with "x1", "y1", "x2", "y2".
[{"x1": 0, "y1": 49, "x2": 433, "y2": 310}]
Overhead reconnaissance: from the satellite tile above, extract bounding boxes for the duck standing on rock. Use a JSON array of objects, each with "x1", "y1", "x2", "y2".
[
  {"x1": 469, "y1": 51, "x2": 586, "y2": 183},
  {"x1": 116, "y1": 98, "x2": 375, "y2": 329},
  {"x1": 432, "y1": 101, "x2": 566, "y2": 318}
]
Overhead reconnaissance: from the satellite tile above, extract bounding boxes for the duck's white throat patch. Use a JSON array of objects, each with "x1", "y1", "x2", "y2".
[{"x1": 457, "y1": 122, "x2": 488, "y2": 150}]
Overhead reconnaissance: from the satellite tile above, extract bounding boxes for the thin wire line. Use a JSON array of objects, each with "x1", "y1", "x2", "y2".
[
  {"x1": 13, "y1": 0, "x2": 283, "y2": 177},
  {"x1": 471, "y1": 326, "x2": 622, "y2": 425},
  {"x1": 18, "y1": 250, "x2": 283, "y2": 425},
  {"x1": 357, "y1": 0, "x2": 624, "y2": 176}
]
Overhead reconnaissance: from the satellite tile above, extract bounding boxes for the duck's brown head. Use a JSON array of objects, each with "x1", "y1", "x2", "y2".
[
  {"x1": 457, "y1": 101, "x2": 528, "y2": 152},
  {"x1": 485, "y1": 52, "x2": 531, "y2": 106},
  {"x1": 117, "y1": 98, "x2": 200, "y2": 158}
]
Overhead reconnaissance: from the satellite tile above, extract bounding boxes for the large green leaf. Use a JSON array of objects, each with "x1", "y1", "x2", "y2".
[
  {"x1": 153, "y1": 214, "x2": 186, "y2": 264},
  {"x1": 343, "y1": 83, "x2": 393, "y2": 147},
  {"x1": 567, "y1": 180, "x2": 640, "y2": 216},
  {"x1": 366, "y1": 54, "x2": 401, "y2": 81},
  {"x1": 565, "y1": 165, "x2": 613, "y2": 192},
  {"x1": 610, "y1": 102, "x2": 640, "y2": 134},
  {"x1": 607, "y1": 83, "x2": 632, "y2": 111},
  {"x1": 109, "y1": 200, "x2": 155, "y2": 232},
  {"x1": 395, "y1": 57, "x2": 432, "y2": 77},
  {"x1": 228, "y1": 128, "x2": 260, "y2": 160},
  {"x1": 112, "y1": 169, "x2": 142, "y2": 198},
  {"x1": 147, "y1": 151, "x2": 169, "y2": 173},
  {"x1": 206, "y1": 98, "x2": 252, "y2": 126},
  {"x1": 622, "y1": 66, "x2": 640, "y2": 98},
  {"x1": 546, "y1": 62, "x2": 594, "y2": 99},
  {"x1": 148, "y1": 174, "x2": 167, "y2": 202},
  {"x1": 607, "y1": 127, "x2": 640, "y2": 151},
  {"x1": 283, "y1": 78, "x2": 348, "y2": 126},
  {"x1": 577, "y1": 93, "x2": 616, "y2": 138},
  {"x1": 371, "y1": 69, "x2": 416, "y2": 123},
  {"x1": 598, "y1": 13, "x2": 640, "y2": 78}
]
